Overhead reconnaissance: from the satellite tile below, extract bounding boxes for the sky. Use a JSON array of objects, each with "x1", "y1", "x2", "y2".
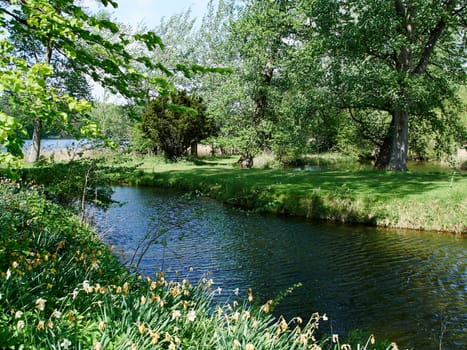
[{"x1": 81, "y1": 0, "x2": 213, "y2": 28}]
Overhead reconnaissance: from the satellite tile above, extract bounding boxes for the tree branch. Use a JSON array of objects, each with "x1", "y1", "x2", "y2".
[
  {"x1": 0, "y1": 7, "x2": 28, "y2": 26},
  {"x1": 347, "y1": 108, "x2": 384, "y2": 147},
  {"x1": 412, "y1": 0, "x2": 457, "y2": 75}
]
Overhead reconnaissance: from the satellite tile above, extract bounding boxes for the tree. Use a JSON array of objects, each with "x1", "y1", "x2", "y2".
[
  {"x1": 184, "y1": 0, "x2": 306, "y2": 167},
  {"x1": 5, "y1": 22, "x2": 92, "y2": 141},
  {"x1": 89, "y1": 93, "x2": 132, "y2": 143},
  {"x1": 141, "y1": 90, "x2": 215, "y2": 160},
  {"x1": 302, "y1": 0, "x2": 466, "y2": 170},
  {"x1": 0, "y1": 0, "x2": 169, "y2": 164}
]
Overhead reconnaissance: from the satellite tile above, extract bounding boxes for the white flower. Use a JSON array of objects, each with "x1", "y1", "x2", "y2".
[
  {"x1": 187, "y1": 310, "x2": 196, "y2": 322},
  {"x1": 60, "y1": 338, "x2": 72, "y2": 349},
  {"x1": 17, "y1": 320, "x2": 25, "y2": 329},
  {"x1": 171, "y1": 310, "x2": 181, "y2": 321},
  {"x1": 35, "y1": 298, "x2": 46, "y2": 311},
  {"x1": 6, "y1": 269, "x2": 11, "y2": 280},
  {"x1": 322, "y1": 314, "x2": 328, "y2": 321},
  {"x1": 83, "y1": 280, "x2": 93, "y2": 293},
  {"x1": 15, "y1": 311, "x2": 23, "y2": 319},
  {"x1": 52, "y1": 310, "x2": 62, "y2": 319}
]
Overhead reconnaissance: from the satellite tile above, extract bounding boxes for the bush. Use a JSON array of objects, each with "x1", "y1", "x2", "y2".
[{"x1": 142, "y1": 91, "x2": 216, "y2": 160}]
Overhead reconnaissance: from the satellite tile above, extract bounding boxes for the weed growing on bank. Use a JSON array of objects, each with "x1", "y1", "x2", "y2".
[{"x1": 0, "y1": 180, "x2": 396, "y2": 349}]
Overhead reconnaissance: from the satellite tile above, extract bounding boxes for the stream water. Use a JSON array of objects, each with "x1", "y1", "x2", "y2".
[{"x1": 96, "y1": 186, "x2": 466, "y2": 349}]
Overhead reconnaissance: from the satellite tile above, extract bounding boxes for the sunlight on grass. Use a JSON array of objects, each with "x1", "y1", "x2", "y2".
[{"x1": 115, "y1": 154, "x2": 466, "y2": 233}]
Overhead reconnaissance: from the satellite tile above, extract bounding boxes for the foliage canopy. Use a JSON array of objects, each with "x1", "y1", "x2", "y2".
[{"x1": 142, "y1": 90, "x2": 215, "y2": 160}]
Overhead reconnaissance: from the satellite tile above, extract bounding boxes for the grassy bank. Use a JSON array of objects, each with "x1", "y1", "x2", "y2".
[
  {"x1": 113, "y1": 155, "x2": 466, "y2": 234},
  {"x1": 0, "y1": 180, "x2": 395, "y2": 349}
]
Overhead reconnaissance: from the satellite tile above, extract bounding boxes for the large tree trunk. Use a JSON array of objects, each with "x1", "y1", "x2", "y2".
[
  {"x1": 190, "y1": 142, "x2": 198, "y2": 157},
  {"x1": 27, "y1": 42, "x2": 53, "y2": 163},
  {"x1": 27, "y1": 118, "x2": 42, "y2": 163},
  {"x1": 375, "y1": 109, "x2": 409, "y2": 171}
]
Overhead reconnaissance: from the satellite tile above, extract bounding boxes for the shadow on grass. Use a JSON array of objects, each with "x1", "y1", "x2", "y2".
[{"x1": 147, "y1": 167, "x2": 463, "y2": 200}]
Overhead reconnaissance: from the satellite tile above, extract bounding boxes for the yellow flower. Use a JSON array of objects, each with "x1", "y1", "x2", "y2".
[
  {"x1": 150, "y1": 331, "x2": 160, "y2": 345},
  {"x1": 123, "y1": 282, "x2": 129, "y2": 294},
  {"x1": 47, "y1": 320, "x2": 54, "y2": 329},
  {"x1": 168, "y1": 342, "x2": 176, "y2": 350},
  {"x1": 94, "y1": 342, "x2": 103, "y2": 350},
  {"x1": 233, "y1": 339, "x2": 241, "y2": 348},
  {"x1": 260, "y1": 300, "x2": 272, "y2": 314},
  {"x1": 245, "y1": 343, "x2": 255, "y2": 350},
  {"x1": 297, "y1": 333, "x2": 308, "y2": 345},
  {"x1": 36, "y1": 320, "x2": 45, "y2": 330},
  {"x1": 98, "y1": 321, "x2": 106, "y2": 331},
  {"x1": 35, "y1": 298, "x2": 46, "y2": 311},
  {"x1": 278, "y1": 317, "x2": 288, "y2": 333},
  {"x1": 137, "y1": 322, "x2": 146, "y2": 334}
]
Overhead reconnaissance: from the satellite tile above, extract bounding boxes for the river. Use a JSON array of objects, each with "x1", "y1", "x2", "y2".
[{"x1": 96, "y1": 186, "x2": 466, "y2": 349}]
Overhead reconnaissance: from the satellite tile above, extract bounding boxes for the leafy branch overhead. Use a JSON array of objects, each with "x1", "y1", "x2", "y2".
[{"x1": 0, "y1": 0, "x2": 199, "y2": 164}]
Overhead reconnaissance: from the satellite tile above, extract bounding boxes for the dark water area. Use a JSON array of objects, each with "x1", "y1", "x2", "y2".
[{"x1": 96, "y1": 186, "x2": 466, "y2": 350}]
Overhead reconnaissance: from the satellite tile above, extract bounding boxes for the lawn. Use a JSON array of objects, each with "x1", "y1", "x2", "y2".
[{"x1": 112, "y1": 155, "x2": 466, "y2": 234}]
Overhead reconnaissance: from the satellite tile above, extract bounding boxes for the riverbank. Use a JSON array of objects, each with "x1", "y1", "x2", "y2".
[
  {"x1": 113, "y1": 155, "x2": 466, "y2": 234},
  {"x1": 1, "y1": 180, "x2": 396, "y2": 349}
]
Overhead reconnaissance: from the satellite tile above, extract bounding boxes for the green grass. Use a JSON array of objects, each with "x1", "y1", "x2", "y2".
[
  {"x1": 0, "y1": 180, "x2": 396, "y2": 349},
  {"x1": 112, "y1": 154, "x2": 466, "y2": 233}
]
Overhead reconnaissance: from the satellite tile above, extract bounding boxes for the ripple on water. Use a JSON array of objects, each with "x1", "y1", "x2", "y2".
[{"x1": 96, "y1": 186, "x2": 467, "y2": 350}]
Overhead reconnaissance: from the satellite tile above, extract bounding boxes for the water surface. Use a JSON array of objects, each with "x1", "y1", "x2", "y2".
[{"x1": 96, "y1": 186, "x2": 466, "y2": 349}]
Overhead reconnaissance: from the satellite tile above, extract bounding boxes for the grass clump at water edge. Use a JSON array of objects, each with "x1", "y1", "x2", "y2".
[{"x1": 0, "y1": 180, "x2": 396, "y2": 349}]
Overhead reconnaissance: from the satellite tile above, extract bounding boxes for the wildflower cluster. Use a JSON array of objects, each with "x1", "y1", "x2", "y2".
[{"x1": 0, "y1": 181, "x2": 395, "y2": 349}]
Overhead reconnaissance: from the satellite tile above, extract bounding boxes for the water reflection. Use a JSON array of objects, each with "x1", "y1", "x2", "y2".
[{"x1": 96, "y1": 186, "x2": 466, "y2": 349}]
